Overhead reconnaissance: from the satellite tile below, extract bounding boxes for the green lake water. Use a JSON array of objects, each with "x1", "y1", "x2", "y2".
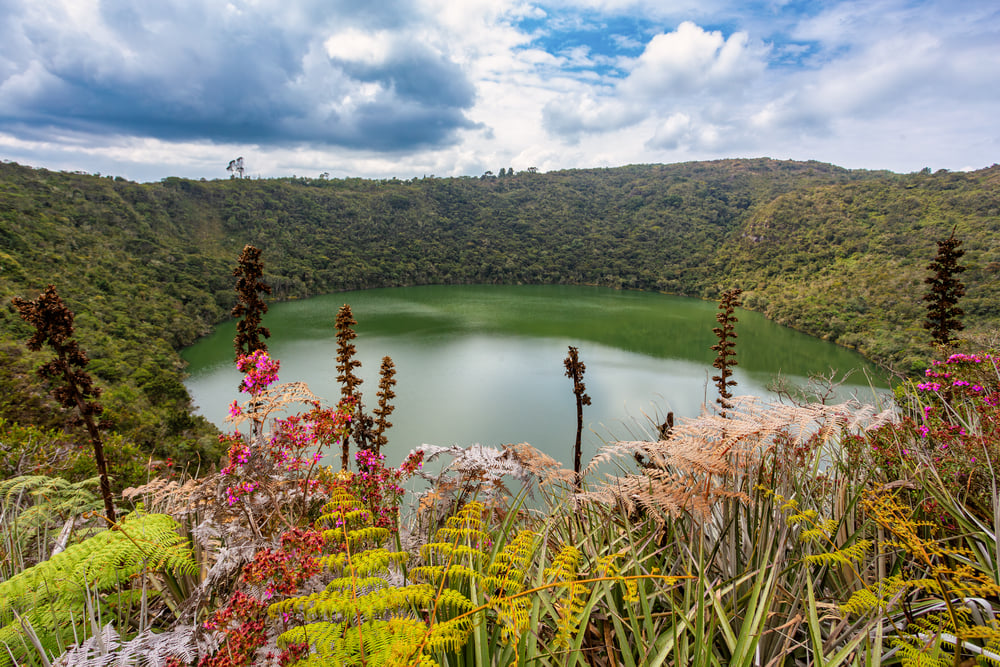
[{"x1": 181, "y1": 285, "x2": 889, "y2": 467}]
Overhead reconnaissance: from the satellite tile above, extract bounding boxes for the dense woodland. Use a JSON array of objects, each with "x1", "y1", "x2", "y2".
[
  {"x1": 1, "y1": 157, "x2": 999, "y2": 474},
  {"x1": 3, "y1": 158, "x2": 1000, "y2": 666}
]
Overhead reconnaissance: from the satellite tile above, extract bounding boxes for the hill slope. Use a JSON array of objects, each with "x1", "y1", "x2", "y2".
[{"x1": 1, "y1": 158, "x2": 998, "y2": 463}]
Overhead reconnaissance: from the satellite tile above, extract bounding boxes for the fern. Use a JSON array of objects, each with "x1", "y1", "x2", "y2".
[
  {"x1": 583, "y1": 397, "x2": 893, "y2": 522},
  {"x1": 802, "y1": 539, "x2": 872, "y2": 566},
  {"x1": 275, "y1": 491, "x2": 455, "y2": 665},
  {"x1": 544, "y1": 545, "x2": 586, "y2": 650},
  {"x1": 839, "y1": 490, "x2": 1000, "y2": 666},
  {"x1": 276, "y1": 492, "x2": 675, "y2": 665},
  {"x1": 0, "y1": 509, "x2": 196, "y2": 667}
]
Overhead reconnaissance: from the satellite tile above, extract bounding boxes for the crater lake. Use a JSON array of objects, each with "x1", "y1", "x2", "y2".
[{"x1": 181, "y1": 285, "x2": 889, "y2": 467}]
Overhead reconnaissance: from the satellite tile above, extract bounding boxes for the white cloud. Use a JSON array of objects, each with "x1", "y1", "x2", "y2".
[
  {"x1": 647, "y1": 112, "x2": 692, "y2": 149},
  {"x1": 623, "y1": 22, "x2": 766, "y2": 98},
  {"x1": 0, "y1": 0, "x2": 997, "y2": 180},
  {"x1": 324, "y1": 29, "x2": 395, "y2": 64}
]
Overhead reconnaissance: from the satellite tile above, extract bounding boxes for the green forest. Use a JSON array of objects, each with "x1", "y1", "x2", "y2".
[
  {"x1": 2, "y1": 158, "x2": 1000, "y2": 666},
  {"x1": 3, "y1": 159, "x2": 999, "y2": 462}
]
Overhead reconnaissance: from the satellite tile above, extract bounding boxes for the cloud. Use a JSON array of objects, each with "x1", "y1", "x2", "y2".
[
  {"x1": 622, "y1": 21, "x2": 767, "y2": 98},
  {"x1": 540, "y1": 21, "x2": 768, "y2": 144},
  {"x1": 0, "y1": 0, "x2": 998, "y2": 181},
  {"x1": 0, "y1": 0, "x2": 477, "y2": 151},
  {"x1": 542, "y1": 93, "x2": 644, "y2": 139}
]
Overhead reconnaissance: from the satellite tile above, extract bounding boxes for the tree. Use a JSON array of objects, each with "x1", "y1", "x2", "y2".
[
  {"x1": 564, "y1": 346, "x2": 592, "y2": 491},
  {"x1": 923, "y1": 229, "x2": 966, "y2": 347},
  {"x1": 12, "y1": 286, "x2": 116, "y2": 521},
  {"x1": 227, "y1": 157, "x2": 245, "y2": 179},
  {"x1": 711, "y1": 288, "x2": 743, "y2": 417},
  {"x1": 232, "y1": 244, "x2": 271, "y2": 360}
]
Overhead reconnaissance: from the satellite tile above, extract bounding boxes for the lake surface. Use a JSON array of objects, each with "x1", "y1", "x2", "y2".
[{"x1": 182, "y1": 285, "x2": 888, "y2": 467}]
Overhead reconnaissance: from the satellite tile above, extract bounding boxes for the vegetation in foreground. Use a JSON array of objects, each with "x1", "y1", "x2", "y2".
[{"x1": 3, "y1": 243, "x2": 1000, "y2": 666}]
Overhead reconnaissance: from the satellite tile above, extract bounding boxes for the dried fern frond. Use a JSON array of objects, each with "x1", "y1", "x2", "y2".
[
  {"x1": 227, "y1": 381, "x2": 320, "y2": 428},
  {"x1": 506, "y1": 442, "x2": 576, "y2": 486},
  {"x1": 51, "y1": 623, "x2": 198, "y2": 667},
  {"x1": 583, "y1": 397, "x2": 892, "y2": 522}
]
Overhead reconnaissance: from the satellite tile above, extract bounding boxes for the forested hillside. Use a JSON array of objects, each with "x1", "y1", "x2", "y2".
[{"x1": 2, "y1": 158, "x2": 998, "y2": 467}]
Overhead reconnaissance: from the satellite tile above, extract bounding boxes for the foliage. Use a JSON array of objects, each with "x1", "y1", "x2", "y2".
[
  {"x1": 924, "y1": 229, "x2": 967, "y2": 347},
  {"x1": 5, "y1": 161, "x2": 1000, "y2": 664},
  {"x1": 232, "y1": 244, "x2": 272, "y2": 359},
  {"x1": 11, "y1": 285, "x2": 116, "y2": 521},
  {"x1": 563, "y1": 345, "x2": 591, "y2": 489},
  {"x1": 847, "y1": 351, "x2": 1000, "y2": 525},
  {"x1": 0, "y1": 508, "x2": 196, "y2": 667},
  {"x1": 2, "y1": 159, "x2": 1000, "y2": 463},
  {"x1": 711, "y1": 287, "x2": 742, "y2": 416}
]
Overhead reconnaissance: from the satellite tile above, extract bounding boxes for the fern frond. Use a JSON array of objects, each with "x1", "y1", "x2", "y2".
[
  {"x1": 340, "y1": 548, "x2": 408, "y2": 578},
  {"x1": 493, "y1": 595, "x2": 532, "y2": 644},
  {"x1": 273, "y1": 583, "x2": 438, "y2": 622},
  {"x1": 0, "y1": 510, "x2": 195, "y2": 667},
  {"x1": 487, "y1": 528, "x2": 537, "y2": 595},
  {"x1": 323, "y1": 525, "x2": 389, "y2": 550},
  {"x1": 544, "y1": 545, "x2": 582, "y2": 583},
  {"x1": 435, "y1": 588, "x2": 476, "y2": 616},
  {"x1": 543, "y1": 545, "x2": 586, "y2": 650},
  {"x1": 419, "y1": 542, "x2": 487, "y2": 567},
  {"x1": 435, "y1": 526, "x2": 491, "y2": 546},
  {"x1": 425, "y1": 616, "x2": 474, "y2": 654},
  {"x1": 410, "y1": 565, "x2": 446, "y2": 584},
  {"x1": 0, "y1": 509, "x2": 195, "y2": 606},
  {"x1": 841, "y1": 574, "x2": 917, "y2": 615},
  {"x1": 803, "y1": 539, "x2": 872, "y2": 566},
  {"x1": 1, "y1": 475, "x2": 100, "y2": 533},
  {"x1": 892, "y1": 637, "x2": 952, "y2": 667}
]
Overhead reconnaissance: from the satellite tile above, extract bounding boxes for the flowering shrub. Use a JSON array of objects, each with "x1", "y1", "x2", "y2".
[
  {"x1": 339, "y1": 447, "x2": 425, "y2": 528},
  {"x1": 236, "y1": 349, "x2": 280, "y2": 395},
  {"x1": 217, "y1": 352, "x2": 357, "y2": 512},
  {"x1": 199, "y1": 592, "x2": 268, "y2": 667},
  {"x1": 242, "y1": 528, "x2": 326, "y2": 601},
  {"x1": 847, "y1": 350, "x2": 1000, "y2": 526}
]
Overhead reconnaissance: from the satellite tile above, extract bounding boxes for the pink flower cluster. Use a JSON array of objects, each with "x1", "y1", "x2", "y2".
[
  {"x1": 918, "y1": 353, "x2": 997, "y2": 397},
  {"x1": 237, "y1": 350, "x2": 280, "y2": 395},
  {"x1": 339, "y1": 448, "x2": 424, "y2": 528},
  {"x1": 225, "y1": 480, "x2": 257, "y2": 505}
]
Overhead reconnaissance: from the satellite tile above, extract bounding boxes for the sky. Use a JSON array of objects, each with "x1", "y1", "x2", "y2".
[{"x1": 0, "y1": 0, "x2": 997, "y2": 182}]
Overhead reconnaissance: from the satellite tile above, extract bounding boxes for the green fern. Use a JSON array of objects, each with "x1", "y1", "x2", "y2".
[
  {"x1": 276, "y1": 496, "x2": 496, "y2": 666},
  {"x1": 0, "y1": 508, "x2": 196, "y2": 667},
  {"x1": 0, "y1": 474, "x2": 101, "y2": 541}
]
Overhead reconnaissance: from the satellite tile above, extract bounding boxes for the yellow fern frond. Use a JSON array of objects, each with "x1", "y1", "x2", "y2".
[
  {"x1": 544, "y1": 545, "x2": 582, "y2": 583},
  {"x1": 493, "y1": 595, "x2": 531, "y2": 645},
  {"x1": 409, "y1": 565, "x2": 446, "y2": 584},
  {"x1": 841, "y1": 575, "x2": 914, "y2": 616},
  {"x1": 799, "y1": 518, "x2": 839, "y2": 542},
  {"x1": 419, "y1": 542, "x2": 487, "y2": 567},
  {"x1": 425, "y1": 616, "x2": 474, "y2": 654},
  {"x1": 803, "y1": 539, "x2": 871, "y2": 566}
]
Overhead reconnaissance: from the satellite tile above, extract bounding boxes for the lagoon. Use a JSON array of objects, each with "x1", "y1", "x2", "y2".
[{"x1": 181, "y1": 285, "x2": 888, "y2": 466}]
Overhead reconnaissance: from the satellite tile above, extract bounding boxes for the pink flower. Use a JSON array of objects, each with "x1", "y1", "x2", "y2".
[{"x1": 237, "y1": 350, "x2": 280, "y2": 395}]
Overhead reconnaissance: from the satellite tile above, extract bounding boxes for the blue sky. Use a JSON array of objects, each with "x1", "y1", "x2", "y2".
[{"x1": 0, "y1": 0, "x2": 997, "y2": 181}]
